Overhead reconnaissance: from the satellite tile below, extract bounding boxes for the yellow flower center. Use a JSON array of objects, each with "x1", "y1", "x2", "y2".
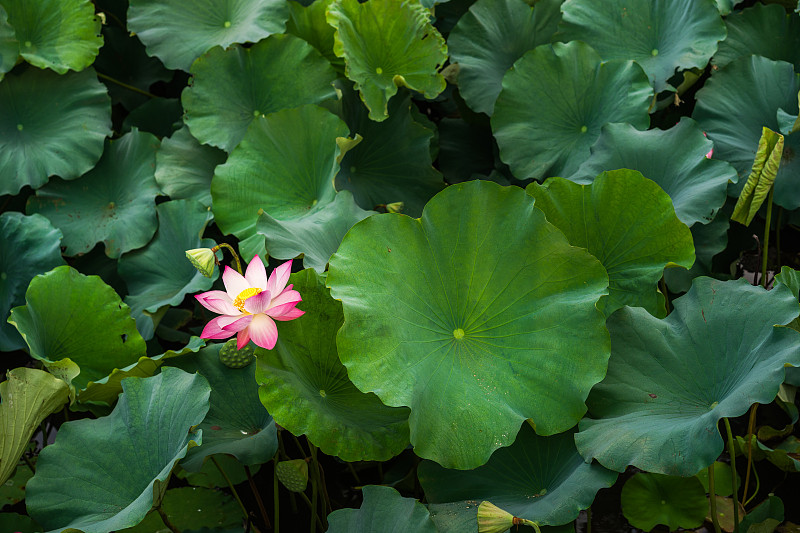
[{"x1": 233, "y1": 287, "x2": 262, "y2": 313}]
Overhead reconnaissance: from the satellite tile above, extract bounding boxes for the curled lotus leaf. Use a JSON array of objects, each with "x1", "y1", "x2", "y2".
[
  {"x1": 327, "y1": 179, "x2": 610, "y2": 469},
  {"x1": 714, "y1": 4, "x2": 800, "y2": 71},
  {"x1": 127, "y1": 0, "x2": 289, "y2": 71},
  {"x1": 492, "y1": 41, "x2": 652, "y2": 180},
  {"x1": 576, "y1": 277, "x2": 800, "y2": 476}
]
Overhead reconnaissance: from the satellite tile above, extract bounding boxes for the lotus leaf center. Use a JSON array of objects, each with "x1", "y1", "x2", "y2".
[
  {"x1": 319, "y1": 389, "x2": 327, "y2": 398},
  {"x1": 253, "y1": 110, "x2": 261, "y2": 117},
  {"x1": 16, "y1": 124, "x2": 23, "y2": 131},
  {"x1": 376, "y1": 67, "x2": 383, "y2": 74},
  {"x1": 651, "y1": 49, "x2": 659, "y2": 56},
  {"x1": 224, "y1": 21, "x2": 232, "y2": 28},
  {"x1": 709, "y1": 401, "x2": 719, "y2": 410},
  {"x1": 24, "y1": 41, "x2": 31, "y2": 48},
  {"x1": 0, "y1": 272, "x2": 6, "y2": 281},
  {"x1": 233, "y1": 287, "x2": 262, "y2": 313},
  {"x1": 453, "y1": 328, "x2": 465, "y2": 340},
  {"x1": 580, "y1": 125, "x2": 588, "y2": 133}
]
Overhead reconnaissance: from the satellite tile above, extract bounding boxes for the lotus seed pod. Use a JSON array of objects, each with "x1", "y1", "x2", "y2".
[
  {"x1": 276, "y1": 459, "x2": 309, "y2": 492},
  {"x1": 218, "y1": 339, "x2": 255, "y2": 368},
  {"x1": 185, "y1": 247, "x2": 216, "y2": 277}
]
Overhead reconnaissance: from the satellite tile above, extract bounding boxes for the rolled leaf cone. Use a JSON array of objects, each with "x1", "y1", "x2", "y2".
[
  {"x1": 731, "y1": 127, "x2": 784, "y2": 226},
  {"x1": 477, "y1": 501, "x2": 540, "y2": 533}
]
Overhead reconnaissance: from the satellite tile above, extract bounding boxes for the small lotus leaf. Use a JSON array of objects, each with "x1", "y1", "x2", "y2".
[
  {"x1": 168, "y1": 343, "x2": 278, "y2": 470},
  {"x1": 255, "y1": 269, "x2": 410, "y2": 462},
  {"x1": 0, "y1": 212, "x2": 65, "y2": 352},
  {"x1": 695, "y1": 461, "x2": 739, "y2": 497},
  {"x1": 77, "y1": 337, "x2": 206, "y2": 408},
  {"x1": 0, "y1": 513, "x2": 41, "y2": 533},
  {"x1": 620, "y1": 473, "x2": 707, "y2": 532},
  {"x1": 0, "y1": 67, "x2": 111, "y2": 195},
  {"x1": 738, "y1": 495, "x2": 784, "y2": 533},
  {"x1": 448, "y1": 0, "x2": 562, "y2": 115},
  {"x1": 286, "y1": 0, "x2": 343, "y2": 71},
  {"x1": 155, "y1": 126, "x2": 226, "y2": 208},
  {"x1": 27, "y1": 129, "x2": 161, "y2": 258},
  {"x1": 2, "y1": 0, "x2": 102, "y2": 73},
  {"x1": 327, "y1": 180, "x2": 610, "y2": 469},
  {"x1": 117, "y1": 199, "x2": 217, "y2": 339},
  {"x1": 0, "y1": 368, "x2": 69, "y2": 486},
  {"x1": 0, "y1": 465, "x2": 33, "y2": 508},
  {"x1": 326, "y1": 485, "x2": 438, "y2": 533},
  {"x1": 576, "y1": 277, "x2": 800, "y2": 475},
  {"x1": 127, "y1": 0, "x2": 289, "y2": 71},
  {"x1": 492, "y1": 41, "x2": 652, "y2": 180},
  {"x1": 734, "y1": 435, "x2": 800, "y2": 473},
  {"x1": 327, "y1": 0, "x2": 448, "y2": 121},
  {"x1": 256, "y1": 190, "x2": 374, "y2": 273},
  {"x1": 569, "y1": 118, "x2": 738, "y2": 227},
  {"x1": 714, "y1": 4, "x2": 800, "y2": 70},
  {"x1": 0, "y1": 6, "x2": 16, "y2": 80},
  {"x1": 211, "y1": 105, "x2": 348, "y2": 238},
  {"x1": 558, "y1": 0, "x2": 726, "y2": 93},
  {"x1": 8, "y1": 266, "x2": 146, "y2": 391},
  {"x1": 693, "y1": 56, "x2": 800, "y2": 210},
  {"x1": 418, "y1": 424, "x2": 617, "y2": 526},
  {"x1": 335, "y1": 90, "x2": 444, "y2": 217},
  {"x1": 182, "y1": 35, "x2": 337, "y2": 152},
  {"x1": 527, "y1": 170, "x2": 695, "y2": 317},
  {"x1": 120, "y1": 486, "x2": 241, "y2": 532},
  {"x1": 26, "y1": 368, "x2": 211, "y2": 533}
]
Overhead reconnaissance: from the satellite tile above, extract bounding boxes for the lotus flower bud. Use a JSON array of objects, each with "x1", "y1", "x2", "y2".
[{"x1": 185, "y1": 248, "x2": 216, "y2": 278}]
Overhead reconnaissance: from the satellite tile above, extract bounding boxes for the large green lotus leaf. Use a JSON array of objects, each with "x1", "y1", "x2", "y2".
[
  {"x1": 127, "y1": 0, "x2": 289, "y2": 71},
  {"x1": 575, "y1": 277, "x2": 800, "y2": 476},
  {"x1": 0, "y1": 213, "x2": 65, "y2": 352},
  {"x1": 182, "y1": 35, "x2": 337, "y2": 152},
  {"x1": 167, "y1": 343, "x2": 278, "y2": 470},
  {"x1": 26, "y1": 368, "x2": 210, "y2": 533},
  {"x1": 493, "y1": 41, "x2": 652, "y2": 181},
  {"x1": 335, "y1": 89, "x2": 444, "y2": 217},
  {"x1": 327, "y1": 180, "x2": 610, "y2": 469},
  {"x1": 714, "y1": 4, "x2": 800, "y2": 71},
  {"x1": 255, "y1": 269, "x2": 410, "y2": 461},
  {"x1": 0, "y1": 368, "x2": 69, "y2": 486},
  {"x1": 569, "y1": 119, "x2": 738, "y2": 227},
  {"x1": 155, "y1": 126, "x2": 226, "y2": 208},
  {"x1": 77, "y1": 337, "x2": 205, "y2": 408},
  {"x1": 256, "y1": 191, "x2": 374, "y2": 273},
  {"x1": 527, "y1": 170, "x2": 695, "y2": 317},
  {"x1": 0, "y1": 6, "x2": 16, "y2": 80},
  {"x1": 117, "y1": 199, "x2": 217, "y2": 339},
  {"x1": 327, "y1": 485, "x2": 438, "y2": 533},
  {"x1": 418, "y1": 424, "x2": 617, "y2": 526},
  {"x1": 7, "y1": 265, "x2": 146, "y2": 391},
  {"x1": 26, "y1": 129, "x2": 160, "y2": 258},
  {"x1": 211, "y1": 105, "x2": 348, "y2": 238},
  {"x1": 326, "y1": 0, "x2": 448, "y2": 122},
  {"x1": 620, "y1": 473, "x2": 707, "y2": 532},
  {"x1": 558, "y1": 0, "x2": 725, "y2": 93},
  {"x1": 663, "y1": 213, "x2": 729, "y2": 293},
  {"x1": 0, "y1": 67, "x2": 111, "y2": 196},
  {"x1": 92, "y1": 26, "x2": 171, "y2": 110},
  {"x1": 693, "y1": 56, "x2": 800, "y2": 209},
  {"x1": 448, "y1": 0, "x2": 561, "y2": 115},
  {"x1": 2, "y1": 0, "x2": 102, "y2": 73},
  {"x1": 286, "y1": 0, "x2": 343, "y2": 72}
]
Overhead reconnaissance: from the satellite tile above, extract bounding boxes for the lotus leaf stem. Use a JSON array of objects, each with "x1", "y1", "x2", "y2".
[
  {"x1": 660, "y1": 278, "x2": 671, "y2": 315},
  {"x1": 157, "y1": 504, "x2": 182, "y2": 533},
  {"x1": 347, "y1": 462, "x2": 362, "y2": 485},
  {"x1": 211, "y1": 455, "x2": 249, "y2": 522},
  {"x1": 246, "y1": 464, "x2": 272, "y2": 530},
  {"x1": 723, "y1": 418, "x2": 740, "y2": 532},
  {"x1": 308, "y1": 442, "x2": 330, "y2": 528},
  {"x1": 96, "y1": 72, "x2": 158, "y2": 99},
  {"x1": 22, "y1": 454, "x2": 35, "y2": 474},
  {"x1": 742, "y1": 403, "x2": 759, "y2": 507},
  {"x1": 212, "y1": 243, "x2": 243, "y2": 275},
  {"x1": 310, "y1": 467, "x2": 318, "y2": 533},
  {"x1": 761, "y1": 187, "x2": 775, "y2": 288},
  {"x1": 295, "y1": 486, "x2": 324, "y2": 529},
  {"x1": 708, "y1": 464, "x2": 722, "y2": 533},
  {"x1": 273, "y1": 457, "x2": 280, "y2": 532},
  {"x1": 744, "y1": 457, "x2": 760, "y2": 507},
  {"x1": 586, "y1": 506, "x2": 592, "y2": 533},
  {"x1": 776, "y1": 207, "x2": 783, "y2": 269}
]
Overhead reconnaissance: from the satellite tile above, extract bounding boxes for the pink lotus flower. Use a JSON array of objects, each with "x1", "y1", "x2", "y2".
[{"x1": 195, "y1": 257, "x2": 303, "y2": 350}]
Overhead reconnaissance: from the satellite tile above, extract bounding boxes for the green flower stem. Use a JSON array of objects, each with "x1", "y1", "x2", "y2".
[
  {"x1": 347, "y1": 462, "x2": 362, "y2": 485},
  {"x1": 660, "y1": 278, "x2": 671, "y2": 315},
  {"x1": 96, "y1": 72, "x2": 157, "y2": 99},
  {"x1": 776, "y1": 207, "x2": 783, "y2": 269},
  {"x1": 709, "y1": 464, "x2": 722, "y2": 533},
  {"x1": 723, "y1": 418, "x2": 740, "y2": 532},
  {"x1": 273, "y1": 457, "x2": 280, "y2": 533},
  {"x1": 310, "y1": 466, "x2": 319, "y2": 533},
  {"x1": 157, "y1": 505, "x2": 182, "y2": 533},
  {"x1": 210, "y1": 456, "x2": 249, "y2": 522},
  {"x1": 741, "y1": 404, "x2": 758, "y2": 507},
  {"x1": 309, "y1": 443, "x2": 332, "y2": 516},
  {"x1": 212, "y1": 243, "x2": 243, "y2": 275},
  {"x1": 586, "y1": 506, "x2": 592, "y2": 533},
  {"x1": 22, "y1": 455, "x2": 36, "y2": 474},
  {"x1": 245, "y1": 465, "x2": 272, "y2": 530},
  {"x1": 744, "y1": 457, "x2": 760, "y2": 507},
  {"x1": 762, "y1": 187, "x2": 775, "y2": 288},
  {"x1": 296, "y1": 486, "x2": 325, "y2": 530}
]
